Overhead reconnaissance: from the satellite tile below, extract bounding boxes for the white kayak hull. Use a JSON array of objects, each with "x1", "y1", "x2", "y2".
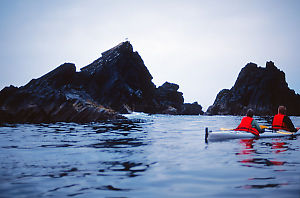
[{"x1": 205, "y1": 129, "x2": 299, "y2": 142}]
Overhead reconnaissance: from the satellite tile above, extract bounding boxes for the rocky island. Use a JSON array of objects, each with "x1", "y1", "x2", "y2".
[
  {"x1": 0, "y1": 41, "x2": 203, "y2": 123},
  {"x1": 206, "y1": 61, "x2": 300, "y2": 116}
]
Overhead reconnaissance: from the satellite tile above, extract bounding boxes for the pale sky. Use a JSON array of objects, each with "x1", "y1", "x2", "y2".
[{"x1": 0, "y1": 0, "x2": 299, "y2": 110}]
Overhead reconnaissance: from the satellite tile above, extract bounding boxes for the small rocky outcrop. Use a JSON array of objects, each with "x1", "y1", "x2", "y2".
[
  {"x1": 155, "y1": 82, "x2": 204, "y2": 115},
  {"x1": 0, "y1": 41, "x2": 203, "y2": 123},
  {"x1": 180, "y1": 102, "x2": 204, "y2": 115},
  {"x1": 156, "y1": 82, "x2": 183, "y2": 114},
  {"x1": 206, "y1": 61, "x2": 300, "y2": 116}
]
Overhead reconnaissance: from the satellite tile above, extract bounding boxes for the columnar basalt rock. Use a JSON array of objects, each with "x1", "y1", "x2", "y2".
[{"x1": 206, "y1": 61, "x2": 300, "y2": 116}]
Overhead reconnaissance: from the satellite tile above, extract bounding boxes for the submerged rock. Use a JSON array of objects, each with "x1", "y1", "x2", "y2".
[
  {"x1": 0, "y1": 41, "x2": 203, "y2": 123},
  {"x1": 206, "y1": 61, "x2": 300, "y2": 116}
]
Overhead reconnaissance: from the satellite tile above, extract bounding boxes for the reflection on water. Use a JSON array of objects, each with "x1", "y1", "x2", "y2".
[
  {"x1": 0, "y1": 120, "x2": 153, "y2": 197},
  {"x1": 235, "y1": 132, "x2": 300, "y2": 191},
  {"x1": 237, "y1": 138, "x2": 288, "y2": 167},
  {"x1": 236, "y1": 139, "x2": 256, "y2": 155},
  {"x1": 0, "y1": 115, "x2": 300, "y2": 197},
  {"x1": 239, "y1": 158, "x2": 285, "y2": 166},
  {"x1": 238, "y1": 176, "x2": 289, "y2": 190},
  {"x1": 239, "y1": 182, "x2": 288, "y2": 189}
]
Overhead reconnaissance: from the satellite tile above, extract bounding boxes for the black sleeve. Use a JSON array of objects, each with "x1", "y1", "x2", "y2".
[{"x1": 283, "y1": 116, "x2": 297, "y2": 132}]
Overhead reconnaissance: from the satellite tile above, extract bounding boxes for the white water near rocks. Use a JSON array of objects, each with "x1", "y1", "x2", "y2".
[{"x1": 0, "y1": 114, "x2": 299, "y2": 198}]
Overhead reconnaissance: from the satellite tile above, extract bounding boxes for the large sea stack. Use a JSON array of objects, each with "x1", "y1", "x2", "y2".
[
  {"x1": 206, "y1": 61, "x2": 300, "y2": 116},
  {"x1": 0, "y1": 41, "x2": 203, "y2": 123}
]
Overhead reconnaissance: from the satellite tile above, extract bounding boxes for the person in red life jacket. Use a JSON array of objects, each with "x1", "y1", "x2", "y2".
[
  {"x1": 235, "y1": 109, "x2": 264, "y2": 136},
  {"x1": 272, "y1": 106, "x2": 299, "y2": 132}
]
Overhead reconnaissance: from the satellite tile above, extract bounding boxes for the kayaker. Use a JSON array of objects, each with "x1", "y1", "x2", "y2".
[
  {"x1": 235, "y1": 109, "x2": 264, "y2": 136},
  {"x1": 272, "y1": 106, "x2": 299, "y2": 132}
]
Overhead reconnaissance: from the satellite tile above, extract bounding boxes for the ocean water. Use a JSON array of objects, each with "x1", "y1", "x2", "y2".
[{"x1": 0, "y1": 114, "x2": 299, "y2": 198}]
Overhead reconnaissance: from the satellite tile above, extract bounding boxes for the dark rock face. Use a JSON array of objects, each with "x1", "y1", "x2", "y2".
[
  {"x1": 156, "y1": 82, "x2": 184, "y2": 110},
  {"x1": 0, "y1": 63, "x2": 124, "y2": 123},
  {"x1": 180, "y1": 102, "x2": 204, "y2": 115},
  {"x1": 153, "y1": 82, "x2": 204, "y2": 115},
  {"x1": 0, "y1": 41, "x2": 203, "y2": 123},
  {"x1": 80, "y1": 42, "x2": 157, "y2": 113},
  {"x1": 155, "y1": 82, "x2": 204, "y2": 115},
  {"x1": 206, "y1": 61, "x2": 300, "y2": 116}
]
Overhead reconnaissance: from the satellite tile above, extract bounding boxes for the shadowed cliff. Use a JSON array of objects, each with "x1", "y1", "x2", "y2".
[{"x1": 206, "y1": 61, "x2": 300, "y2": 116}]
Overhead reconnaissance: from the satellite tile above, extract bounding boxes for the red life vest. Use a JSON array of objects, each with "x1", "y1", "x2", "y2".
[
  {"x1": 272, "y1": 114, "x2": 289, "y2": 131},
  {"x1": 235, "y1": 116, "x2": 260, "y2": 136}
]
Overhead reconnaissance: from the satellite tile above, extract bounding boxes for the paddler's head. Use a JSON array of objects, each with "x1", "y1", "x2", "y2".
[
  {"x1": 246, "y1": 109, "x2": 254, "y2": 118},
  {"x1": 278, "y1": 106, "x2": 286, "y2": 115}
]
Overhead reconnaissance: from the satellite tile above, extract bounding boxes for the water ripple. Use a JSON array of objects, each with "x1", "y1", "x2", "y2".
[{"x1": 0, "y1": 115, "x2": 299, "y2": 197}]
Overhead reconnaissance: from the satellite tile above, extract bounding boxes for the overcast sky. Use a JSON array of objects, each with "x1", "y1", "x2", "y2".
[{"x1": 0, "y1": 0, "x2": 299, "y2": 110}]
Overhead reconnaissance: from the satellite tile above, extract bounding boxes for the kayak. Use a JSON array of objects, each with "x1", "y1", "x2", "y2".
[{"x1": 205, "y1": 127, "x2": 300, "y2": 142}]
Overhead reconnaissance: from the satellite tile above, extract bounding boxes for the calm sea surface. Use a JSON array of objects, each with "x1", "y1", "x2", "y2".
[{"x1": 0, "y1": 114, "x2": 299, "y2": 198}]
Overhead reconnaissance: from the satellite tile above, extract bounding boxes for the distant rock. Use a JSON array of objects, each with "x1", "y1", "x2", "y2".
[
  {"x1": 179, "y1": 102, "x2": 204, "y2": 115},
  {"x1": 0, "y1": 41, "x2": 203, "y2": 123},
  {"x1": 155, "y1": 82, "x2": 184, "y2": 111},
  {"x1": 206, "y1": 61, "x2": 300, "y2": 116},
  {"x1": 154, "y1": 82, "x2": 203, "y2": 115}
]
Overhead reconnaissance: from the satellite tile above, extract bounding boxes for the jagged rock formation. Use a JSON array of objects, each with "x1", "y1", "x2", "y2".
[
  {"x1": 206, "y1": 61, "x2": 300, "y2": 116},
  {"x1": 0, "y1": 63, "x2": 124, "y2": 123},
  {"x1": 78, "y1": 41, "x2": 203, "y2": 115},
  {"x1": 0, "y1": 41, "x2": 203, "y2": 123},
  {"x1": 79, "y1": 42, "x2": 157, "y2": 113}
]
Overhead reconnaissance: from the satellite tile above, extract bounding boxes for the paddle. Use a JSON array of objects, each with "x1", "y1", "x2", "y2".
[
  {"x1": 259, "y1": 125, "x2": 298, "y2": 134},
  {"x1": 260, "y1": 125, "x2": 300, "y2": 131},
  {"x1": 259, "y1": 125, "x2": 269, "y2": 129},
  {"x1": 275, "y1": 131, "x2": 294, "y2": 135},
  {"x1": 220, "y1": 125, "x2": 298, "y2": 134},
  {"x1": 220, "y1": 125, "x2": 269, "y2": 131}
]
